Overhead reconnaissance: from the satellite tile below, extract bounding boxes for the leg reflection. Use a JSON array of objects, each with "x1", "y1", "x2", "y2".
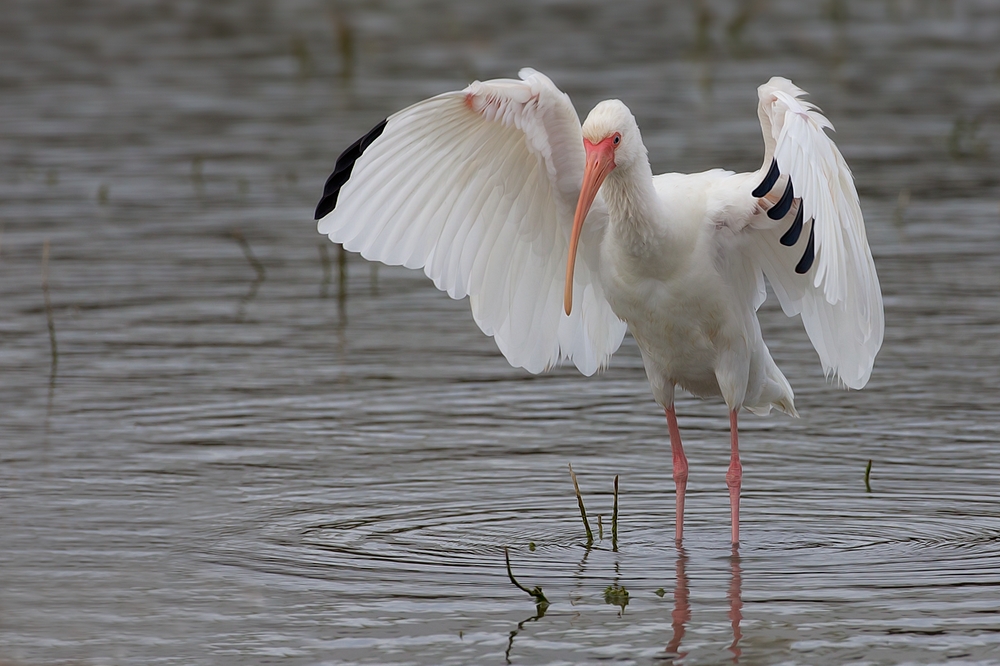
[
  {"x1": 665, "y1": 545, "x2": 690, "y2": 658},
  {"x1": 728, "y1": 545, "x2": 743, "y2": 662}
]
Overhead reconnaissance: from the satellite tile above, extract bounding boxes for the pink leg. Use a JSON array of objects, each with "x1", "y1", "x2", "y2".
[
  {"x1": 727, "y1": 410, "x2": 742, "y2": 545},
  {"x1": 665, "y1": 406, "x2": 688, "y2": 542}
]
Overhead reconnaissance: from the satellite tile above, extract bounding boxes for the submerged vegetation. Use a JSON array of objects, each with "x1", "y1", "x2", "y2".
[
  {"x1": 604, "y1": 583, "x2": 630, "y2": 614},
  {"x1": 504, "y1": 468, "x2": 633, "y2": 613}
]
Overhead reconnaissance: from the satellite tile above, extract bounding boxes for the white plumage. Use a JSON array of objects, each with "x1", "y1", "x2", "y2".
[
  {"x1": 315, "y1": 68, "x2": 884, "y2": 544},
  {"x1": 754, "y1": 78, "x2": 883, "y2": 389},
  {"x1": 319, "y1": 70, "x2": 626, "y2": 376}
]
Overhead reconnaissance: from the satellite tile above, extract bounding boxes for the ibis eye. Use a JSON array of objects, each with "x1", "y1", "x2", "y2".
[{"x1": 613, "y1": 134, "x2": 621, "y2": 145}]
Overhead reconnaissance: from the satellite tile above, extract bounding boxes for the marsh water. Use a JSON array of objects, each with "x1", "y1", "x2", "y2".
[{"x1": 2, "y1": 1, "x2": 1000, "y2": 664}]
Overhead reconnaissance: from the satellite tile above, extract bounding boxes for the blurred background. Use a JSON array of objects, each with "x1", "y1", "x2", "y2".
[{"x1": 2, "y1": 1, "x2": 999, "y2": 664}]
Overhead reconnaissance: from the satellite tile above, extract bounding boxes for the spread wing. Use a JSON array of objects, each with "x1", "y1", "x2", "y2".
[
  {"x1": 737, "y1": 77, "x2": 884, "y2": 389},
  {"x1": 315, "y1": 68, "x2": 626, "y2": 375}
]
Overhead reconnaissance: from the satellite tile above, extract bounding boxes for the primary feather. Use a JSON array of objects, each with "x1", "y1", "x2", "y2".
[{"x1": 749, "y1": 77, "x2": 884, "y2": 389}]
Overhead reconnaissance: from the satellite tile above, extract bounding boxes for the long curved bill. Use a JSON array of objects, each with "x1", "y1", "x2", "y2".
[{"x1": 564, "y1": 137, "x2": 616, "y2": 315}]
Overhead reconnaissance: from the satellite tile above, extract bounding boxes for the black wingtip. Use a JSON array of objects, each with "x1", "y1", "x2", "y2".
[
  {"x1": 751, "y1": 158, "x2": 780, "y2": 198},
  {"x1": 780, "y1": 203, "x2": 804, "y2": 246},
  {"x1": 314, "y1": 118, "x2": 388, "y2": 220},
  {"x1": 794, "y1": 221, "x2": 815, "y2": 274},
  {"x1": 768, "y1": 178, "x2": 795, "y2": 220}
]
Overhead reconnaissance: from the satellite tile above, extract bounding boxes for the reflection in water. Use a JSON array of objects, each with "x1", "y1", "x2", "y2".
[
  {"x1": 232, "y1": 230, "x2": 266, "y2": 318},
  {"x1": 332, "y1": 243, "x2": 349, "y2": 325},
  {"x1": 42, "y1": 239, "x2": 58, "y2": 421},
  {"x1": 337, "y1": 243, "x2": 348, "y2": 306},
  {"x1": 318, "y1": 242, "x2": 331, "y2": 299},
  {"x1": 665, "y1": 547, "x2": 742, "y2": 662},
  {"x1": 370, "y1": 262, "x2": 380, "y2": 296},
  {"x1": 570, "y1": 543, "x2": 593, "y2": 608},
  {"x1": 604, "y1": 558, "x2": 629, "y2": 616},
  {"x1": 728, "y1": 547, "x2": 743, "y2": 662},
  {"x1": 505, "y1": 602, "x2": 547, "y2": 665},
  {"x1": 666, "y1": 546, "x2": 690, "y2": 659},
  {"x1": 504, "y1": 546, "x2": 551, "y2": 663},
  {"x1": 5, "y1": 1, "x2": 1000, "y2": 663}
]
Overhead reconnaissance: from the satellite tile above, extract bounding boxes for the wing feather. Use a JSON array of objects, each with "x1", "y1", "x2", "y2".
[
  {"x1": 316, "y1": 68, "x2": 626, "y2": 375},
  {"x1": 746, "y1": 77, "x2": 884, "y2": 389}
]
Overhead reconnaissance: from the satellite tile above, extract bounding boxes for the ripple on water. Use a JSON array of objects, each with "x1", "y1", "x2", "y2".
[{"x1": 4, "y1": 0, "x2": 1000, "y2": 663}]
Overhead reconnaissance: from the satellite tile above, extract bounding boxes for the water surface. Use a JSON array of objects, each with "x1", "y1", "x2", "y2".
[{"x1": 2, "y1": 1, "x2": 1000, "y2": 664}]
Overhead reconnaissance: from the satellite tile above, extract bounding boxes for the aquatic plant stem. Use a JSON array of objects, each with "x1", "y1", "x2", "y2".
[
  {"x1": 568, "y1": 464, "x2": 594, "y2": 545},
  {"x1": 504, "y1": 547, "x2": 549, "y2": 607},
  {"x1": 612, "y1": 474, "x2": 619, "y2": 552}
]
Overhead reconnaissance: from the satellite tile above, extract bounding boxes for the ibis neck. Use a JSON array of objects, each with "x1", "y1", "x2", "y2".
[{"x1": 601, "y1": 160, "x2": 662, "y2": 254}]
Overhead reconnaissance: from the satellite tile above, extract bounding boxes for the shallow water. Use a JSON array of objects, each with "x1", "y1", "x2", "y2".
[{"x1": 2, "y1": 1, "x2": 1000, "y2": 664}]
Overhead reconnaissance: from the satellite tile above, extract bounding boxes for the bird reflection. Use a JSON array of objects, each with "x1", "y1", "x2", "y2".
[
  {"x1": 665, "y1": 545, "x2": 690, "y2": 659},
  {"x1": 664, "y1": 545, "x2": 744, "y2": 662},
  {"x1": 728, "y1": 546, "x2": 743, "y2": 662}
]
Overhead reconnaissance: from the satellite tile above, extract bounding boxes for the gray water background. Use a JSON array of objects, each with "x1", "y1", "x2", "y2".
[{"x1": 2, "y1": 1, "x2": 1000, "y2": 664}]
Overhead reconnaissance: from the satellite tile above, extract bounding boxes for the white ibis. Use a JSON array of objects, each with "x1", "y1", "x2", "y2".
[{"x1": 315, "y1": 69, "x2": 883, "y2": 544}]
